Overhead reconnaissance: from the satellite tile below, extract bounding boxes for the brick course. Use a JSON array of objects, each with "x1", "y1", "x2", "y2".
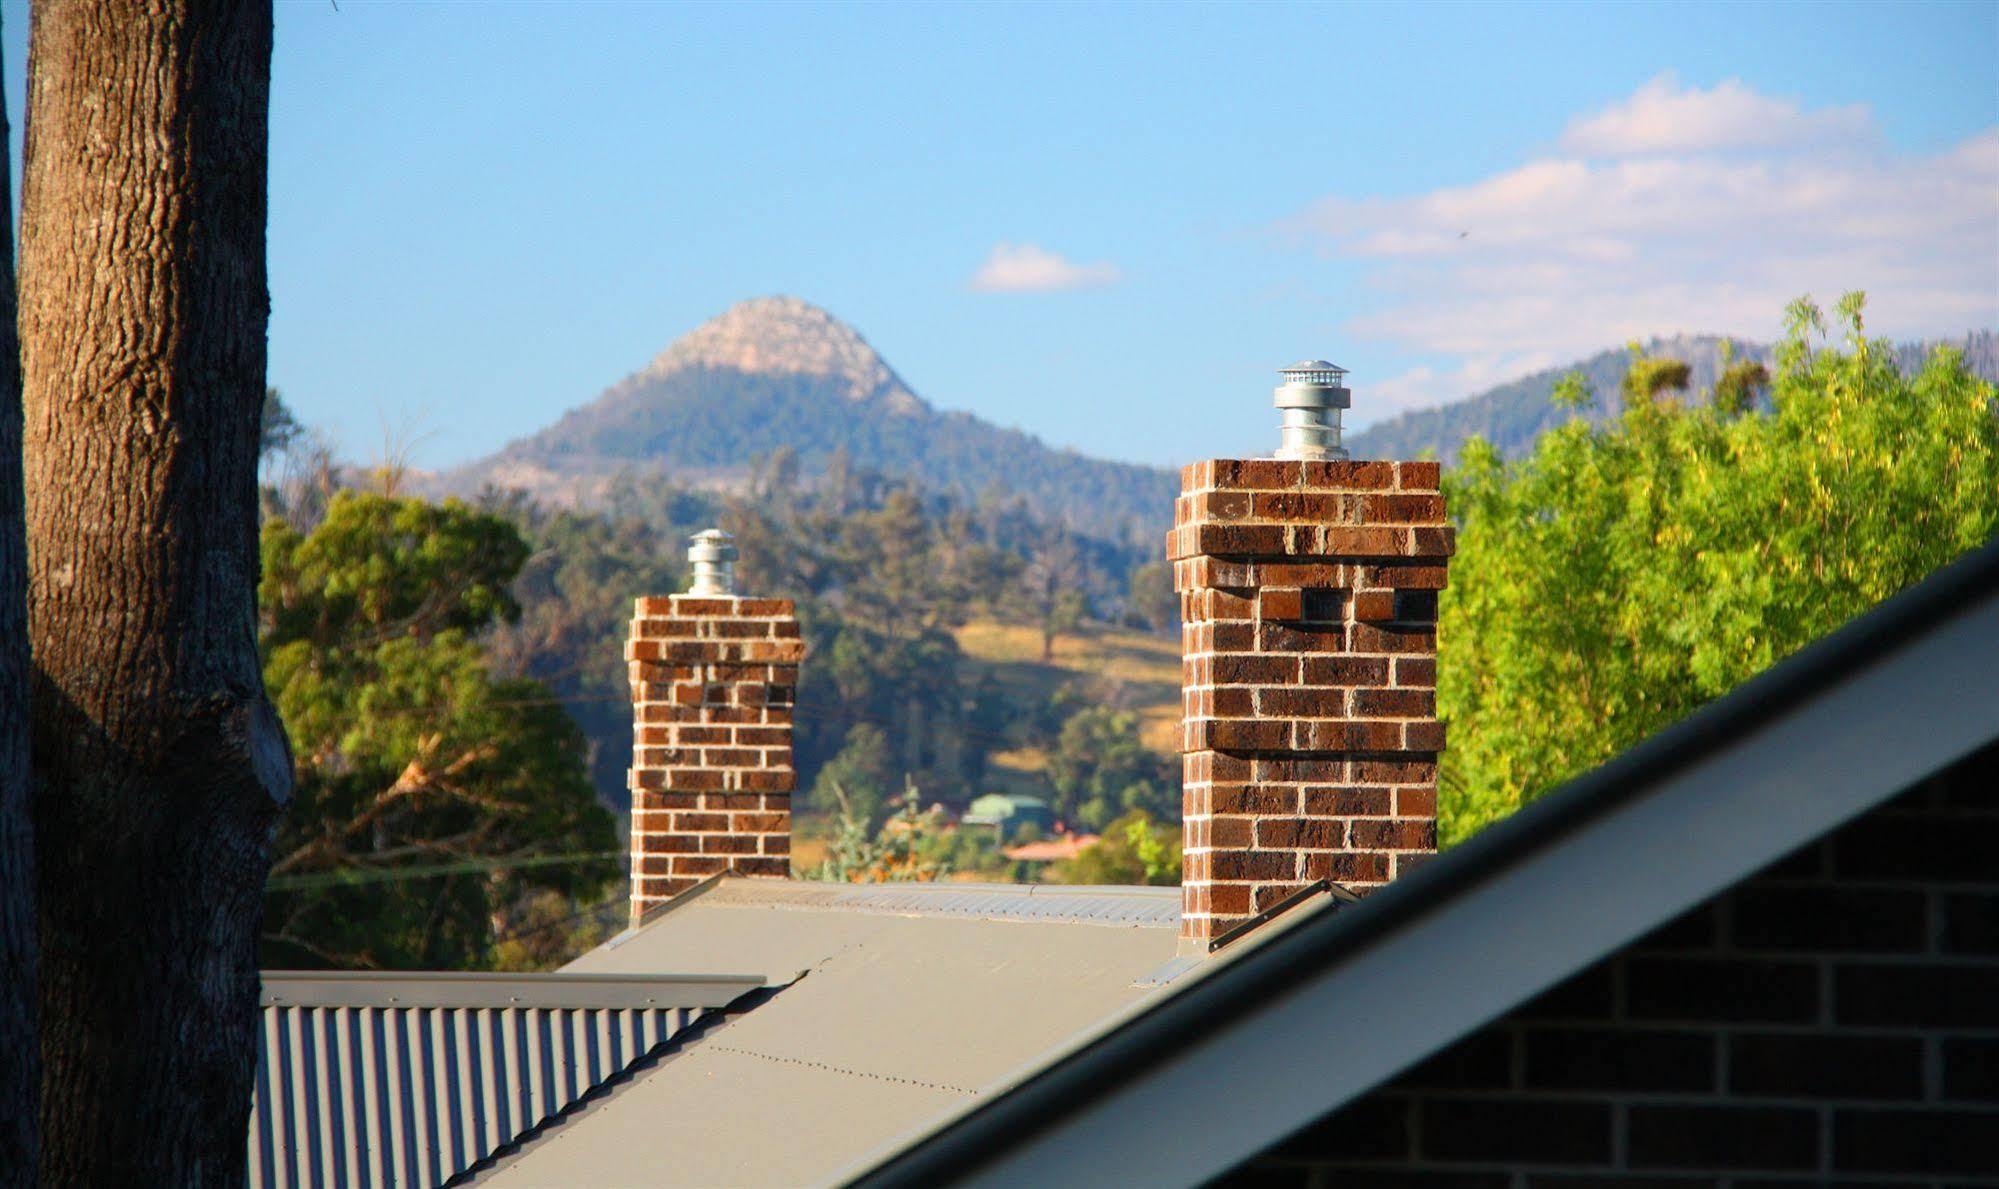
[
  {"x1": 626, "y1": 594, "x2": 803, "y2": 921},
  {"x1": 1225, "y1": 741, "x2": 1999, "y2": 1187},
  {"x1": 1173, "y1": 458, "x2": 1451, "y2": 944}
]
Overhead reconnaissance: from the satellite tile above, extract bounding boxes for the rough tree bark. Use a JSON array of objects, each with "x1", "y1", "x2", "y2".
[
  {"x1": 20, "y1": 2, "x2": 291, "y2": 1184},
  {"x1": 0, "y1": 9, "x2": 37, "y2": 1182}
]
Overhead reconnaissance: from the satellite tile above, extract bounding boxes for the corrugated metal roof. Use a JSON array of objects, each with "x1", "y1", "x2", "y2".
[
  {"x1": 249, "y1": 973, "x2": 760, "y2": 1189},
  {"x1": 474, "y1": 878, "x2": 1183, "y2": 1186}
]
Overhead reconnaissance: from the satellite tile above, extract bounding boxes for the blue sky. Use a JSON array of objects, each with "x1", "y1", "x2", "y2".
[{"x1": 4, "y1": 1, "x2": 1994, "y2": 469}]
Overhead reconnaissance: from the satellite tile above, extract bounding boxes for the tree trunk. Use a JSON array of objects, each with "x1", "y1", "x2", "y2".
[
  {"x1": 20, "y1": 2, "x2": 289, "y2": 1184},
  {"x1": 0, "y1": 9, "x2": 37, "y2": 1181}
]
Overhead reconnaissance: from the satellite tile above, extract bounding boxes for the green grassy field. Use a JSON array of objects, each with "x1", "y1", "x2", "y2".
[{"x1": 953, "y1": 620, "x2": 1181, "y2": 796}]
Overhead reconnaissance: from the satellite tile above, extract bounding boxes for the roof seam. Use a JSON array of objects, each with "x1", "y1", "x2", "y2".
[
  {"x1": 719, "y1": 904, "x2": 1176, "y2": 928},
  {"x1": 705, "y1": 1044, "x2": 982, "y2": 1097}
]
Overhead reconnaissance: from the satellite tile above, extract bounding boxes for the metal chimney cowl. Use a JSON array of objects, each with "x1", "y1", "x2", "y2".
[
  {"x1": 1273, "y1": 360, "x2": 1351, "y2": 461},
  {"x1": 686, "y1": 529, "x2": 738, "y2": 596}
]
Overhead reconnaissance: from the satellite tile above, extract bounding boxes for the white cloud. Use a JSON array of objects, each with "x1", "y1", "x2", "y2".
[
  {"x1": 970, "y1": 242, "x2": 1121, "y2": 293},
  {"x1": 1561, "y1": 72, "x2": 1873, "y2": 156},
  {"x1": 1282, "y1": 76, "x2": 1998, "y2": 419}
]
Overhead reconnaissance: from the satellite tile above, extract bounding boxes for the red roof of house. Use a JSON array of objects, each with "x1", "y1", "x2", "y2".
[{"x1": 1002, "y1": 834, "x2": 1100, "y2": 863}]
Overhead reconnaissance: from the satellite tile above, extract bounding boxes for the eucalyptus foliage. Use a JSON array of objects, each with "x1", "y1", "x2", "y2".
[
  {"x1": 1439, "y1": 295, "x2": 1999, "y2": 843},
  {"x1": 1051, "y1": 811, "x2": 1182, "y2": 886},
  {"x1": 259, "y1": 492, "x2": 616, "y2": 968},
  {"x1": 810, "y1": 780, "x2": 956, "y2": 883},
  {"x1": 1046, "y1": 705, "x2": 1177, "y2": 830}
]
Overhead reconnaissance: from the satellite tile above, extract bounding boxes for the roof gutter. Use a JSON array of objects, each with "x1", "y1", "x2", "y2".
[{"x1": 261, "y1": 971, "x2": 765, "y2": 1011}]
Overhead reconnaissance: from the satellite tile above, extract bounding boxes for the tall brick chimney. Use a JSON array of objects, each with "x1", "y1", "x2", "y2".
[
  {"x1": 626, "y1": 530, "x2": 803, "y2": 923},
  {"x1": 1171, "y1": 363, "x2": 1451, "y2": 948}
]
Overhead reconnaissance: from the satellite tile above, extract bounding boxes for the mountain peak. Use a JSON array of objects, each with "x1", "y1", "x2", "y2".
[
  {"x1": 638, "y1": 296, "x2": 921, "y2": 411},
  {"x1": 437, "y1": 292, "x2": 1175, "y2": 540}
]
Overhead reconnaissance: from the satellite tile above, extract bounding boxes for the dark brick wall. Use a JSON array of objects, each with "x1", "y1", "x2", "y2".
[{"x1": 1219, "y1": 740, "x2": 1999, "y2": 1188}]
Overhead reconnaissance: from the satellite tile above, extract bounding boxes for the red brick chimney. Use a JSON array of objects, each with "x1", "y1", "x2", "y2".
[
  {"x1": 1170, "y1": 451, "x2": 1451, "y2": 947},
  {"x1": 626, "y1": 531, "x2": 803, "y2": 923}
]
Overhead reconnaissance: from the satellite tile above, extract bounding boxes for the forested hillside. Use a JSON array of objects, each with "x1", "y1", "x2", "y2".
[{"x1": 485, "y1": 449, "x2": 1172, "y2": 820}]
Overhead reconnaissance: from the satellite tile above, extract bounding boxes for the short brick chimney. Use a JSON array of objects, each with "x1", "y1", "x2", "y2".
[
  {"x1": 1171, "y1": 365, "x2": 1451, "y2": 947},
  {"x1": 626, "y1": 530, "x2": 803, "y2": 923}
]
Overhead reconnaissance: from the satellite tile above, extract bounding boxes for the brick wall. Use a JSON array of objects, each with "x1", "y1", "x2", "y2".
[
  {"x1": 626, "y1": 594, "x2": 804, "y2": 921},
  {"x1": 1225, "y1": 740, "x2": 1999, "y2": 1187},
  {"x1": 1170, "y1": 458, "x2": 1453, "y2": 946}
]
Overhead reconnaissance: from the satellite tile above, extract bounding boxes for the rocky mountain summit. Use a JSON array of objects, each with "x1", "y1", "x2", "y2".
[{"x1": 626, "y1": 296, "x2": 924, "y2": 413}]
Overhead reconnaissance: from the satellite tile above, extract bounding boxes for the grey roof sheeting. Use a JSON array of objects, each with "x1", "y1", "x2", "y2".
[
  {"x1": 472, "y1": 879, "x2": 1182, "y2": 1187},
  {"x1": 847, "y1": 542, "x2": 1999, "y2": 1189},
  {"x1": 617, "y1": 876, "x2": 1184, "y2": 931},
  {"x1": 250, "y1": 974, "x2": 762, "y2": 1189}
]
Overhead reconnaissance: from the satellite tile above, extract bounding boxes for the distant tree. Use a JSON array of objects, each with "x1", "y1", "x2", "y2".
[
  {"x1": 1019, "y1": 534, "x2": 1088, "y2": 660},
  {"x1": 489, "y1": 888, "x2": 621, "y2": 973},
  {"x1": 1549, "y1": 369, "x2": 1595, "y2": 410},
  {"x1": 810, "y1": 722, "x2": 898, "y2": 824},
  {"x1": 834, "y1": 487, "x2": 961, "y2": 635},
  {"x1": 1713, "y1": 340, "x2": 1771, "y2": 416},
  {"x1": 260, "y1": 386, "x2": 302, "y2": 461},
  {"x1": 1051, "y1": 811, "x2": 1181, "y2": 886},
  {"x1": 1713, "y1": 358, "x2": 1771, "y2": 415},
  {"x1": 1124, "y1": 560, "x2": 1178, "y2": 634},
  {"x1": 20, "y1": 3, "x2": 288, "y2": 1180},
  {"x1": 1619, "y1": 344, "x2": 1692, "y2": 407},
  {"x1": 259, "y1": 421, "x2": 343, "y2": 534},
  {"x1": 1047, "y1": 705, "x2": 1177, "y2": 830},
  {"x1": 485, "y1": 505, "x2": 681, "y2": 808},
  {"x1": 259, "y1": 492, "x2": 616, "y2": 969},
  {"x1": 810, "y1": 780, "x2": 955, "y2": 883},
  {"x1": 1440, "y1": 294, "x2": 1999, "y2": 843}
]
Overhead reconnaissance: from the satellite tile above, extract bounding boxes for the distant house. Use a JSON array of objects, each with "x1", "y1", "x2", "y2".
[
  {"x1": 961, "y1": 792, "x2": 1056, "y2": 838},
  {"x1": 250, "y1": 450, "x2": 1999, "y2": 1187}
]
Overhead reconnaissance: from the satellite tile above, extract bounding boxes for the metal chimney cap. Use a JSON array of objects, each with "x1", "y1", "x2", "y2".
[
  {"x1": 1273, "y1": 359, "x2": 1351, "y2": 460},
  {"x1": 1274, "y1": 362, "x2": 1351, "y2": 411},
  {"x1": 686, "y1": 529, "x2": 738, "y2": 595},
  {"x1": 687, "y1": 528, "x2": 737, "y2": 562},
  {"x1": 1281, "y1": 359, "x2": 1347, "y2": 378}
]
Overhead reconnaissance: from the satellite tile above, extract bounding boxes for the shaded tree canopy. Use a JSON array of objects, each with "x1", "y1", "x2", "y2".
[{"x1": 260, "y1": 491, "x2": 615, "y2": 969}]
